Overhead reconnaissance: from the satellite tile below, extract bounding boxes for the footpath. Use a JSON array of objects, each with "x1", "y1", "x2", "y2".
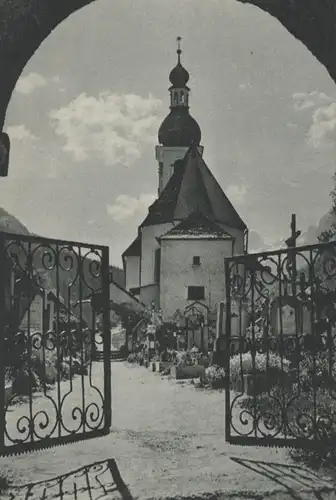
[{"x1": 1, "y1": 362, "x2": 335, "y2": 499}]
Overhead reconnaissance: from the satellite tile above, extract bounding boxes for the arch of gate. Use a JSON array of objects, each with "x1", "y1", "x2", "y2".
[
  {"x1": 238, "y1": 0, "x2": 336, "y2": 84},
  {"x1": 0, "y1": 0, "x2": 334, "y2": 140}
]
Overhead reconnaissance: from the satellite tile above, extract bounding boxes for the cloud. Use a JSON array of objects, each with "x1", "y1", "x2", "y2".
[
  {"x1": 226, "y1": 182, "x2": 247, "y2": 205},
  {"x1": 50, "y1": 92, "x2": 162, "y2": 167},
  {"x1": 15, "y1": 72, "x2": 47, "y2": 95},
  {"x1": 298, "y1": 211, "x2": 336, "y2": 245},
  {"x1": 107, "y1": 193, "x2": 156, "y2": 222},
  {"x1": 292, "y1": 91, "x2": 333, "y2": 111},
  {"x1": 248, "y1": 230, "x2": 287, "y2": 254},
  {"x1": 292, "y1": 91, "x2": 336, "y2": 149},
  {"x1": 6, "y1": 124, "x2": 37, "y2": 141},
  {"x1": 307, "y1": 103, "x2": 336, "y2": 149}
]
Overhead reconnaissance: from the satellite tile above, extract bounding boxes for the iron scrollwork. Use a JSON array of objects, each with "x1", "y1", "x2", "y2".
[
  {"x1": 0, "y1": 233, "x2": 111, "y2": 455},
  {"x1": 225, "y1": 241, "x2": 336, "y2": 449}
]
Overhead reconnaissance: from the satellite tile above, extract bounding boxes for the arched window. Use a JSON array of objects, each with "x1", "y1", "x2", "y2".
[
  {"x1": 174, "y1": 92, "x2": 178, "y2": 105},
  {"x1": 180, "y1": 91, "x2": 184, "y2": 103}
]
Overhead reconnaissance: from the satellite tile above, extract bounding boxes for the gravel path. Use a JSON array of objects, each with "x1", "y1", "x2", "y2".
[{"x1": 1, "y1": 362, "x2": 335, "y2": 499}]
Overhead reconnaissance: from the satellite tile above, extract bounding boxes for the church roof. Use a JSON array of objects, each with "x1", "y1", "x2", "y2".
[
  {"x1": 122, "y1": 235, "x2": 141, "y2": 257},
  {"x1": 140, "y1": 145, "x2": 246, "y2": 230},
  {"x1": 159, "y1": 211, "x2": 233, "y2": 239}
]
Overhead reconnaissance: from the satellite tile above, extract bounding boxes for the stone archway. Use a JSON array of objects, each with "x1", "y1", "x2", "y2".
[
  {"x1": 238, "y1": 0, "x2": 336, "y2": 83},
  {"x1": 0, "y1": 0, "x2": 96, "y2": 130},
  {"x1": 0, "y1": 0, "x2": 333, "y2": 148}
]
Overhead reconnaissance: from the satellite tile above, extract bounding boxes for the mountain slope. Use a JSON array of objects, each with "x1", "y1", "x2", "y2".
[
  {"x1": 0, "y1": 207, "x2": 125, "y2": 293},
  {"x1": 0, "y1": 207, "x2": 30, "y2": 235}
]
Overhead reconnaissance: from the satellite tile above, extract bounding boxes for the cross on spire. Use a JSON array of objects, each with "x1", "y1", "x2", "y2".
[{"x1": 176, "y1": 36, "x2": 182, "y2": 62}]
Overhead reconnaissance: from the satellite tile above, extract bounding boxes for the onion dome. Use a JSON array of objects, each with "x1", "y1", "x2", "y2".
[
  {"x1": 158, "y1": 109, "x2": 201, "y2": 147},
  {"x1": 169, "y1": 62, "x2": 189, "y2": 87},
  {"x1": 158, "y1": 37, "x2": 202, "y2": 147}
]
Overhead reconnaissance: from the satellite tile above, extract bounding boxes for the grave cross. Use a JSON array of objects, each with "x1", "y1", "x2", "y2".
[
  {"x1": 285, "y1": 214, "x2": 301, "y2": 295},
  {"x1": 285, "y1": 214, "x2": 301, "y2": 248}
]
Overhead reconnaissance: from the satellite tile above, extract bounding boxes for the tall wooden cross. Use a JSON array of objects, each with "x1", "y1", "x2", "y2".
[
  {"x1": 285, "y1": 214, "x2": 301, "y2": 295},
  {"x1": 285, "y1": 213, "x2": 301, "y2": 248}
]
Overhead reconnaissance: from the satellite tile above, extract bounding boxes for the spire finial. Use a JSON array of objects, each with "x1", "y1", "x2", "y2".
[{"x1": 176, "y1": 36, "x2": 182, "y2": 63}]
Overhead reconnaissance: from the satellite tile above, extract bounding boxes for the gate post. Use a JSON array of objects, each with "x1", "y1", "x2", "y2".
[
  {"x1": 102, "y1": 247, "x2": 112, "y2": 432},
  {"x1": 224, "y1": 257, "x2": 232, "y2": 443},
  {"x1": 0, "y1": 234, "x2": 6, "y2": 453}
]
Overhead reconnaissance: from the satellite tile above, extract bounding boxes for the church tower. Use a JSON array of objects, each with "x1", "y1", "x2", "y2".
[{"x1": 156, "y1": 37, "x2": 204, "y2": 194}]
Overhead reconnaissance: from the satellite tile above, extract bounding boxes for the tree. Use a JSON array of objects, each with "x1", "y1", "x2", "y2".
[{"x1": 318, "y1": 173, "x2": 336, "y2": 243}]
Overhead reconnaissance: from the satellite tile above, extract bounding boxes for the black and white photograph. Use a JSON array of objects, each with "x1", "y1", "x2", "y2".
[{"x1": 0, "y1": 1, "x2": 336, "y2": 498}]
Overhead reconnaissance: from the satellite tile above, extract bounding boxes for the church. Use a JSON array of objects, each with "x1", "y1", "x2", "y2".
[{"x1": 122, "y1": 41, "x2": 248, "y2": 324}]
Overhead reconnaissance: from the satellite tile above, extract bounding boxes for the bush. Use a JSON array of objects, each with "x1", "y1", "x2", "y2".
[
  {"x1": 60, "y1": 361, "x2": 71, "y2": 380},
  {"x1": 127, "y1": 352, "x2": 145, "y2": 365},
  {"x1": 12, "y1": 367, "x2": 40, "y2": 395},
  {"x1": 230, "y1": 351, "x2": 290, "y2": 385},
  {"x1": 203, "y1": 365, "x2": 226, "y2": 389},
  {"x1": 238, "y1": 348, "x2": 336, "y2": 470},
  {"x1": 127, "y1": 353, "x2": 137, "y2": 364},
  {"x1": 173, "y1": 349, "x2": 201, "y2": 367}
]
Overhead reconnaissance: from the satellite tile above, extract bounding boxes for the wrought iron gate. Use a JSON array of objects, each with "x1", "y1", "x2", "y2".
[
  {"x1": 0, "y1": 232, "x2": 111, "y2": 455},
  {"x1": 225, "y1": 241, "x2": 336, "y2": 450}
]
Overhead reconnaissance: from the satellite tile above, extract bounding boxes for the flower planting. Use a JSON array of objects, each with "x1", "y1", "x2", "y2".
[{"x1": 5, "y1": 329, "x2": 91, "y2": 402}]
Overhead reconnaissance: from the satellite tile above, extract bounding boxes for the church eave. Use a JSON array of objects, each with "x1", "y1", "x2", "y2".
[{"x1": 122, "y1": 235, "x2": 141, "y2": 257}]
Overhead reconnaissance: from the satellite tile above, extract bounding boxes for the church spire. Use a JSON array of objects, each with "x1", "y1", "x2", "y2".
[
  {"x1": 169, "y1": 36, "x2": 190, "y2": 92},
  {"x1": 157, "y1": 38, "x2": 202, "y2": 148},
  {"x1": 177, "y1": 36, "x2": 182, "y2": 64}
]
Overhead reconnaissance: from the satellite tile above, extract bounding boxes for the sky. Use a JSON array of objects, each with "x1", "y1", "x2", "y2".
[{"x1": 2, "y1": 0, "x2": 336, "y2": 266}]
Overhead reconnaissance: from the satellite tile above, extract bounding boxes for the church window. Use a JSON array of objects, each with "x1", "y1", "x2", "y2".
[
  {"x1": 180, "y1": 91, "x2": 184, "y2": 103},
  {"x1": 154, "y1": 248, "x2": 161, "y2": 284},
  {"x1": 174, "y1": 92, "x2": 178, "y2": 105},
  {"x1": 192, "y1": 256, "x2": 200, "y2": 266},
  {"x1": 188, "y1": 286, "x2": 205, "y2": 301}
]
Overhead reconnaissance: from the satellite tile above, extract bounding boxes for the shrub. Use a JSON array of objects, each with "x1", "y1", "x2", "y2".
[
  {"x1": 12, "y1": 367, "x2": 40, "y2": 395},
  {"x1": 230, "y1": 351, "x2": 290, "y2": 385},
  {"x1": 166, "y1": 349, "x2": 178, "y2": 363},
  {"x1": 60, "y1": 361, "x2": 71, "y2": 380},
  {"x1": 238, "y1": 348, "x2": 336, "y2": 471},
  {"x1": 174, "y1": 349, "x2": 201, "y2": 367},
  {"x1": 127, "y1": 353, "x2": 137, "y2": 364},
  {"x1": 127, "y1": 352, "x2": 145, "y2": 365},
  {"x1": 203, "y1": 365, "x2": 226, "y2": 389},
  {"x1": 298, "y1": 352, "x2": 336, "y2": 392}
]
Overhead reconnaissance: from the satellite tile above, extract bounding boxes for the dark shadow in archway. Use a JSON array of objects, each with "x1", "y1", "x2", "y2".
[
  {"x1": 0, "y1": 0, "x2": 335, "y2": 134},
  {"x1": 6, "y1": 458, "x2": 133, "y2": 499},
  {"x1": 230, "y1": 456, "x2": 335, "y2": 499},
  {"x1": 238, "y1": 0, "x2": 336, "y2": 84}
]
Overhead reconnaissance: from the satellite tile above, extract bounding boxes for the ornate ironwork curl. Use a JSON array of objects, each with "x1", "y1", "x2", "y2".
[{"x1": 1, "y1": 233, "x2": 110, "y2": 455}]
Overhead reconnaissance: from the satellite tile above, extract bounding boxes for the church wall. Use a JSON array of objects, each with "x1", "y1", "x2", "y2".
[
  {"x1": 159, "y1": 238, "x2": 233, "y2": 320},
  {"x1": 139, "y1": 284, "x2": 159, "y2": 309},
  {"x1": 124, "y1": 255, "x2": 140, "y2": 291},
  {"x1": 140, "y1": 222, "x2": 174, "y2": 287},
  {"x1": 221, "y1": 225, "x2": 245, "y2": 255}
]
